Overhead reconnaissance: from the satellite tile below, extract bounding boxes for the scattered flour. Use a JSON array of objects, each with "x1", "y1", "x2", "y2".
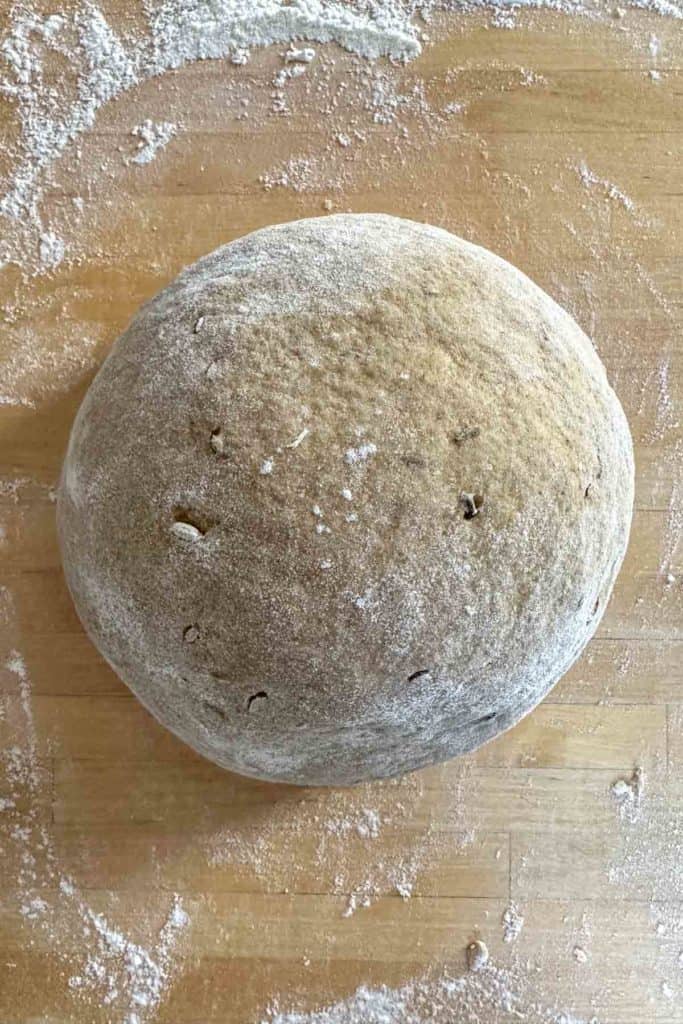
[
  {"x1": 129, "y1": 119, "x2": 178, "y2": 165},
  {"x1": 1, "y1": 0, "x2": 681, "y2": 272},
  {"x1": 0, "y1": 0, "x2": 422, "y2": 272},
  {"x1": 207, "y1": 762, "x2": 480, "y2": 917},
  {"x1": 640, "y1": 354, "x2": 678, "y2": 443},
  {"x1": 5, "y1": 651, "x2": 40, "y2": 788},
  {"x1": 263, "y1": 960, "x2": 597, "y2": 1024},
  {"x1": 502, "y1": 902, "x2": 525, "y2": 943},
  {"x1": 0, "y1": 319, "x2": 104, "y2": 408},
  {"x1": 286, "y1": 46, "x2": 316, "y2": 63},
  {"x1": 65, "y1": 888, "x2": 189, "y2": 1023},
  {"x1": 345, "y1": 442, "x2": 377, "y2": 464},
  {"x1": 1, "y1": 622, "x2": 190, "y2": 1023},
  {"x1": 38, "y1": 230, "x2": 65, "y2": 268},
  {"x1": 325, "y1": 808, "x2": 382, "y2": 839},
  {"x1": 260, "y1": 155, "x2": 343, "y2": 193},
  {"x1": 576, "y1": 161, "x2": 636, "y2": 212},
  {"x1": 610, "y1": 767, "x2": 645, "y2": 823},
  {"x1": 660, "y1": 501, "x2": 682, "y2": 580},
  {"x1": 608, "y1": 759, "x2": 682, "y2": 901}
]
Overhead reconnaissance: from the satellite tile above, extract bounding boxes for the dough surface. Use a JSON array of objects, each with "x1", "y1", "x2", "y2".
[{"x1": 58, "y1": 214, "x2": 634, "y2": 785}]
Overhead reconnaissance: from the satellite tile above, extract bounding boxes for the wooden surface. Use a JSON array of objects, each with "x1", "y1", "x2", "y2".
[{"x1": 1, "y1": 8, "x2": 682, "y2": 1023}]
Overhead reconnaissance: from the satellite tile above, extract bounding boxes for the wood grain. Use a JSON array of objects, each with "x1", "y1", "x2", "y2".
[{"x1": 0, "y1": 7, "x2": 681, "y2": 1023}]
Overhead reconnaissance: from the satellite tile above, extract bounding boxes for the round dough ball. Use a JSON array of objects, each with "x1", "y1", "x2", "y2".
[{"x1": 57, "y1": 214, "x2": 634, "y2": 786}]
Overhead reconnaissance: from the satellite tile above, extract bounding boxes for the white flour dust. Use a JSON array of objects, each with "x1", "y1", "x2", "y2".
[
  {"x1": 502, "y1": 902, "x2": 525, "y2": 943},
  {"x1": 64, "y1": 881, "x2": 190, "y2": 1022},
  {"x1": 576, "y1": 161, "x2": 636, "y2": 214},
  {"x1": 129, "y1": 119, "x2": 179, "y2": 165},
  {"x1": 1, "y1": 630, "x2": 190, "y2": 1024},
  {"x1": 0, "y1": 0, "x2": 421, "y2": 273},
  {"x1": 207, "y1": 763, "x2": 480, "y2": 916},
  {"x1": 1, "y1": 0, "x2": 682, "y2": 273},
  {"x1": 610, "y1": 767, "x2": 645, "y2": 823},
  {"x1": 263, "y1": 961, "x2": 597, "y2": 1024},
  {"x1": 0, "y1": 319, "x2": 105, "y2": 410},
  {"x1": 606, "y1": 758, "x2": 683, "y2": 1007},
  {"x1": 608, "y1": 762, "x2": 683, "y2": 902},
  {"x1": 638, "y1": 354, "x2": 679, "y2": 444}
]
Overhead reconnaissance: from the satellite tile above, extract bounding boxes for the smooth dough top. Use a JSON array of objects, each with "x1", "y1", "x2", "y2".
[{"x1": 57, "y1": 214, "x2": 634, "y2": 785}]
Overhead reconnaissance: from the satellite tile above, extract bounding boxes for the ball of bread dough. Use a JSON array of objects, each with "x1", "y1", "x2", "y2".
[{"x1": 57, "y1": 214, "x2": 634, "y2": 786}]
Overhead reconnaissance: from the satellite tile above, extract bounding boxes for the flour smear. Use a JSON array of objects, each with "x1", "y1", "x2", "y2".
[
  {"x1": 1, "y1": 624, "x2": 190, "y2": 1024},
  {"x1": 1, "y1": 0, "x2": 682, "y2": 273},
  {"x1": 264, "y1": 962, "x2": 596, "y2": 1024},
  {"x1": 207, "y1": 759, "x2": 480, "y2": 917}
]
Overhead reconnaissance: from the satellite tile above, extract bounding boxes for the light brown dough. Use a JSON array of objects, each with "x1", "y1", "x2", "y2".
[{"x1": 57, "y1": 214, "x2": 634, "y2": 785}]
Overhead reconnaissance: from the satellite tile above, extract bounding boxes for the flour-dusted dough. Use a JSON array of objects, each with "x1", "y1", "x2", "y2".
[{"x1": 57, "y1": 215, "x2": 634, "y2": 785}]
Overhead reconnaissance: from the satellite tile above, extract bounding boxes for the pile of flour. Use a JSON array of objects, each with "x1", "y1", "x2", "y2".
[{"x1": 1, "y1": 0, "x2": 682, "y2": 273}]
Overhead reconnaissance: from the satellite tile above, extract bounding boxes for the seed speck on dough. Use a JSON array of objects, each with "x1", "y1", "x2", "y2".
[
  {"x1": 286, "y1": 428, "x2": 310, "y2": 449},
  {"x1": 171, "y1": 521, "x2": 203, "y2": 542}
]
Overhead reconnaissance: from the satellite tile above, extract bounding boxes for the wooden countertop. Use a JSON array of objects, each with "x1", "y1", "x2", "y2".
[{"x1": 1, "y1": 7, "x2": 681, "y2": 1023}]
